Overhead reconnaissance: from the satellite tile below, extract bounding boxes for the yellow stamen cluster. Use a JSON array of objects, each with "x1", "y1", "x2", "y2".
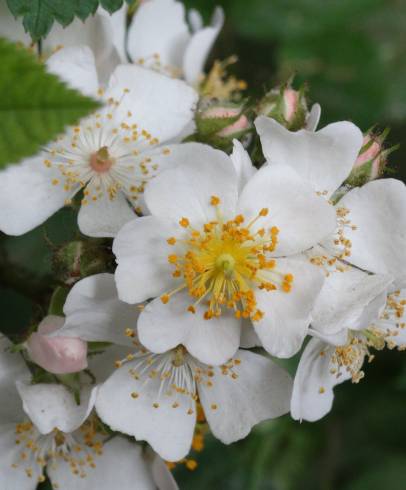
[
  {"x1": 200, "y1": 56, "x2": 247, "y2": 99},
  {"x1": 161, "y1": 197, "x2": 294, "y2": 321},
  {"x1": 136, "y1": 52, "x2": 183, "y2": 79},
  {"x1": 329, "y1": 336, "x2": 370, "y2": 383},
  {"x1": 12, "y1": 416, "x2": 105, "y2": 481},
  {"x1": 368, "y1": 291, "x2": 406, "y2": 350},
  {"x1": 333, "y1": 207, "x2": 355, "y2": 260}
]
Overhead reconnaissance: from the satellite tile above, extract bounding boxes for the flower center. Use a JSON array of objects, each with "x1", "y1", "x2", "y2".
[
  {"x1": 89, "y1": 146, "x2": 114, "y2": 173},
  {"x1": 172, "y1": 345, "x2": 188, "y2": 367},
  {"x1": 215, "y1": 253, "x2": 236, "y2": 274},
  {"x1": 12, "y1": 417, "x2": 105, "y2": 482},
  {"x1": 43, "y1": 89, "x2": 163, "y2": 210},
  {"x1": 161, "y1": 196, "x2": 294, "y2": 321}
]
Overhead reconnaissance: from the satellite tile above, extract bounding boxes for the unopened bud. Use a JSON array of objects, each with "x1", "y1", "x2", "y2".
[
  {"x1": 256, "y1": 83, "x2": 316, "y2": 131},
  {"x1": 53, "y1": 239, "x2": 112, "y2": 285},
  {"x1": 26, "y1": 315, "x2": 88, "y2": 374},
  {"x1": 193, "y1": 99, "x2": 251, "y2": 151},
  {"x1": 345, "y1": 129, "x2": 397, "y2": 187}
]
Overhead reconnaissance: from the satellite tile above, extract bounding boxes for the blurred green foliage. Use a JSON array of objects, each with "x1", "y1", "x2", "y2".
[{"x1": 184, "y1": 0, "x2": 406, "y2": 182}]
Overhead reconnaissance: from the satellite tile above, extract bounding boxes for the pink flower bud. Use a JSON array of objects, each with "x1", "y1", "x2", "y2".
[
  {"x1": 217, "y1": 114, "x2": 250, "y2": 137},
  {"x1": 256, "y1": 84, "x2": 313, "y2": 131},
  {"x1": 346, "y1": 129, "x2": 396, "y2": 187},
  {"x1": 27, "y1": 315, "x2": 88, "y2": 374},
  {"x1": 283, "y1": 88, "x2": 300, "y2": 123},
  {"x1": 354, "y1": 135, "x2": 383, "y2": 178},
  {"x1": 195, "y1": 100, "x2": 251, "y2": 150}
]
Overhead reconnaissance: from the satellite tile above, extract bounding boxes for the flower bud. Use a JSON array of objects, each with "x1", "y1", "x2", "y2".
[
  {"x1": 345, "y1": 129, "x2": 396, "y2": 187},
  {"x1": 256, "y1": 84, "x2": 314, "y2": 131},
  {"x1": 27, "y1": 315, "x2": 88, "y2": 374},
  {"x1": 53, "y1": 239, "x2": 112, "y2": 285},
  {"x1": 194, "y1": 99, "x2": 251, "y2": 151}
]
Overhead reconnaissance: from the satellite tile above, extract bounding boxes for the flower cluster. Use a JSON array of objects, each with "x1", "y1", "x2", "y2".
[{"x1": 1, "y1": 1, "x2": 406, "y2": 489}]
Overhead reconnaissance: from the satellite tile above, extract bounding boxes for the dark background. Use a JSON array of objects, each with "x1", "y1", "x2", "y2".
[{"x1": 1, "y1": 1, "x2": 406, "y2": 489}]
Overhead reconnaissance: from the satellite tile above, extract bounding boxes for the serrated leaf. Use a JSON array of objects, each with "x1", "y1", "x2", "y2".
[
  {"x1": 7, "y1": 0, "x2": 65, "y2": 40},
  {"x1": 6, "y1": 0, "x2": 128, "y2": 41},
  {"x1": 0, "y1": 37, "x2": 100, "y2": 168},
  {"x1": 74, "y1": 0, "x2": 99, "y2": 21},
  {"x1": 100, "y1": 0, "x2": 125, "y2": 14}
]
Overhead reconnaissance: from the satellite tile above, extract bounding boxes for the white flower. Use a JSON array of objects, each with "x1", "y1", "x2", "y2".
[
  {"x1": 127, "y1": 0, "x2": 224, "y2": 86},
  {"x1": 97, "y1": 345, "x2": 292, "y2": 462},
  {"x1": 52, "y1": 272, "x2": 293, "y2": 462},
  {"x1": 112, "y1": 141, "x2": 336, "y2": 363},
  {"x1": 255, "y1": 116, "x2": 406, "y2": 282},
  {"x1": 0, "y1": 336, "x2": 176, "y2": 489},
  {"x1": 291, "y1": 270, "x2": 406, "y2": 422},
  {"x1": 0, "y1": 48, "x2": 198, "y2": 238},
  {"x1": 255, "y1": 116, "x2": 406, "y2": 417}
]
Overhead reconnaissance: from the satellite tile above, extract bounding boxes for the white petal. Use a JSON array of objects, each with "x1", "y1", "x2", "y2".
[
  {"x1": 46, "y1": 46, "x2": 99, "y2": 97},
  {"x1": 0, "y1": 155, "x2": 68, "y2": 236},
  {"x1": 254, "y1": 258, "x2": 325, "y2": 357},
  {"x1": 337, "y1": 179, "x2": 406, "y2": 279},
  {"x1": 151, "y1": 452, "x2": 179, "y2": 490},
  {"x1": 308, "y1": 328, "x2": 349, "y2": 346},
  {"x1": 16, "y1": 382, "x2": 97, "y2": 434},
  {"x1": 113, "y1": 216, "x2": 179, "y2": 304},
  {"x1": 97, "y1": 6, "x2": 127, "y2": 64},
  {"x1": 61, "y1": 273, "x2": 138, "y2": 346},
  {"x1": 48, "y1": 437, "x2": 156, "y2": 490},
  {"x1": 240, "y1": 320, "x2": 262, "y2": 348},
  {"x1": 237, "y1": 163, "x2": 337, "y2": 256},
  {"x1": 78, "y1": 191, "x2": 136, "y2": 238},
  {"x1": 144, "y1": 143, "x2": 238, "y2": 225},
  {"x1": 311, "y1": 268, "x2": 393, "y2": 335},
  {"x1": 44, "y1": 10, "x2": 126, "y2": 83},
  {"x1": 255, "y1": 116, "x2": 363, "y2": 197},
  {"x1": 128, "y1": 143, "x2": 199, "y2": 215},
  {"x1": 0, "y1": 423, "x2": 41, "y2": 490},
  {"x1": 354, "y1": 290, "x2": 388, "y2": 330},
  {"x1": 305, "y1": 103, "x2": 321, "y2": 131},
  {"x1": 291, "y1": 338, "x2": 351, "y2": 421},
  {"x1": 183, "y1": 7, "x2": 224, "y2": 85},
  {"x1": 0, "y1": 337, "x2": 28, "y2": 423},
  {"x1": 107, "y1": 64, "x2": 197, "y2": 143},
  {"x1": 198, "y1": 350, "x2": 292, "y2": 443},
  {"x1": 138, "y1": 293, "x2": 241, "y2": 365},
  {"x1": 127, "y1": 0, "x2": 190, "y2": 69},
  {"x1": 230, "y1": 139, "x2": 257, "y2": 193},
  {"x1": 188, "y1": 9, "x2": 203, "y2": 32},
  {"x1": 87, "y1": 345, "x2": 134, "y2": 383},
  {"x1": 95, "y1": 359, "x2": 196, "y2": 461}
]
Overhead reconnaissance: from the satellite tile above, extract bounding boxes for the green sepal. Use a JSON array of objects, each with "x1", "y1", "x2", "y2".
[{"x1": 48, "y1": 286, "x2": 69, "y2": 316}]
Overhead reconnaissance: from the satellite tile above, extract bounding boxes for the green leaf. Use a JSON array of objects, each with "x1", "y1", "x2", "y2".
[
  {"x1": 0, "y1": 37, "x2": 100, "y2": 168},
  {"x1": 6, "y1": 0, "x2": 131, "y2": 41},
  {"x1": 7, "y1": 0, "x2": 65, "y2": 40},
  {"x1": 74, "y1": 0, "x2": 99, "y2": 21},
  {"x1": 100, "y1": 0, "x2": 125, "y2": 14}
]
